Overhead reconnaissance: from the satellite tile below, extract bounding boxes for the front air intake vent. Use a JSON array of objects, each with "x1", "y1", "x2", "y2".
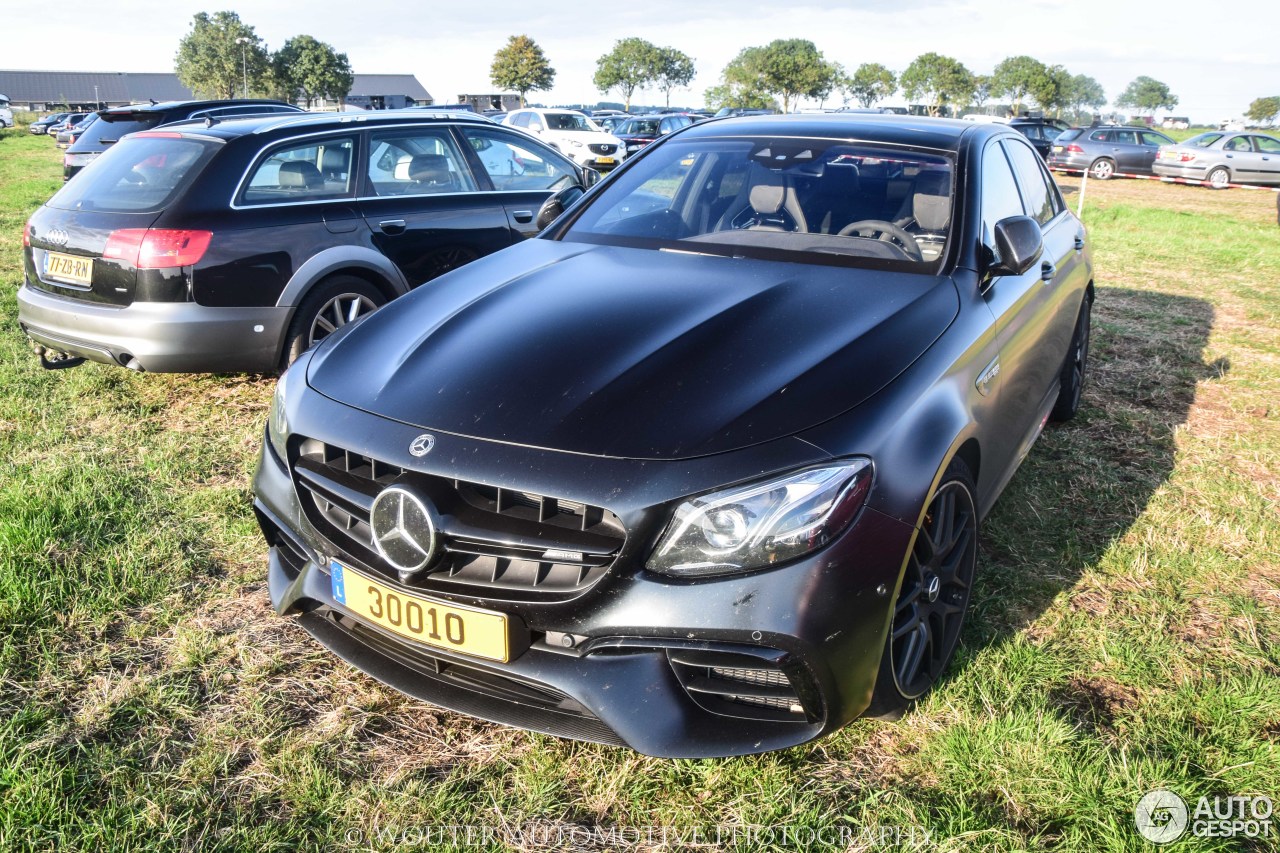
[{"x1": 669, "y1": 648, "x2": 819, "y2": 722}]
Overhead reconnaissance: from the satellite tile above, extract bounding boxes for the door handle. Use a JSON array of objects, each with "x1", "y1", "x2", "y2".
[
  {"x1": 1040, "y1": 261, "x2": 1057, "y2": 283},
  {"x1": 378, "y1": 219, "x2": 406, "y2": 235},
  {"x1": 512, "y1": 210, "x2": 533, "y2": 223}
]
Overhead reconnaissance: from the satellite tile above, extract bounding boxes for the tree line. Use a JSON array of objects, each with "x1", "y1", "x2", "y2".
[{"x1": 175, "y1": 11, "x2": 353, "y2": 108}]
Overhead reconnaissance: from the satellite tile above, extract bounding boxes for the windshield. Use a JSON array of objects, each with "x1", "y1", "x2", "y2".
[
  {"x1": 620, "y1": 119, "x2": 662, "y2": 135},
  {"x1": 562, "y1": 137, "x2": 954, "y2": 270},
  {"x1": 49, "y1": 135, "x2": 217, "y2": 213},
  {"x1": 546, "y1": 113, "x2": 595, "y2": 131}
]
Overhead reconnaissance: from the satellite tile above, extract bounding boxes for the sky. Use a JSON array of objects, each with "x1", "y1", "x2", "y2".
[{"x1": 6, "y1": 0, "x2": 1278, "y2": 123}]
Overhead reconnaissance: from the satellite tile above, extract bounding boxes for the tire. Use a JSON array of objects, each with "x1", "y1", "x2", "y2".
[
  {"x1": 1206, "y1": 166, "x2": 1230, "y2": 189},
  {"x1": 1050, "y1": 291, "x2": 1093, "y2": 422},
  {"x1": 865, "y1": 458, "x2": 978, "y2": 719},
  {"x1": 280, "y1": 275, "x2": 386, "y2": 370},
  {"x1": 1089, "y1": 158, "x2": 1115, "y2": 180}
]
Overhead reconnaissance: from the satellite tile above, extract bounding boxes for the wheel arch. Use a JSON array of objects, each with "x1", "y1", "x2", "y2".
[{"x1": 275, "y1": 247, "x2": 409, "y2": 309}]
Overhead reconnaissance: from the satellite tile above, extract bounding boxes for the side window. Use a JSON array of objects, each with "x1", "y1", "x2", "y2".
[
  {"x1": 462, "y1": 128, "x2": 576, "y2": 191},
  {"x1": 981, "y1": 142, "x2": 1025, "y2": 247},
  {"x1": 1114, "y1": 130, "x2": 1138, "y2": 145},
  {"x1": 366, "y1": 129, "x2": 477, "y2": 196},
  {"x1": 1224, "y1": 137, "x2": 1252, "y2": 152},
  {"x1": 526, "y1": 114, "x2": 545, "y2": 132},
  {"x1": 241, "y1": 135, "x2": 356, "y2": 204},
  {"x1": 1003, "y1": 139, "x2": 1061, "y2": 226},
  {"x1": 1140, "y1": 132, "x2": 1169, "y2": 147},
  {"x1": 1090, "y1": 130, "x2": 1112, "y2": 143},
  {"x1": 1255, "y1": 136, "x2": 1280, "y2": 154}
]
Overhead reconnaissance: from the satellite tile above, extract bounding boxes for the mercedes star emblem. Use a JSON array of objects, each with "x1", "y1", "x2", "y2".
[
  {"x1": 368, "y1": 486, "x2": 436, "y2": 573},
  {"x1": 408, "y1": 433, "x2": 435, "y2": 457}
]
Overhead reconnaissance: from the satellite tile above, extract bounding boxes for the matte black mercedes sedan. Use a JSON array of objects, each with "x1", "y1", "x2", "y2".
[{"x1": 253, "y1": 114, "x2": 1095, "y2": 757}]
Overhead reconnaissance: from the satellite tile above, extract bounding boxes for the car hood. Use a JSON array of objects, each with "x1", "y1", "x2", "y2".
[{"x1": 307, "y1": 241, "x2": 959, "y2": 460}]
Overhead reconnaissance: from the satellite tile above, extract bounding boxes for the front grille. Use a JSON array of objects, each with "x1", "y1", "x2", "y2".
[
  {"x1": 588, "y1": 143, "x2": 617, "y2": 155},
  {"x1": 669, "y1": 648, "x2": 816, "y2": 722},
  {"x1": 292, "y1": 439, "x2": 625, "y2": 602}
]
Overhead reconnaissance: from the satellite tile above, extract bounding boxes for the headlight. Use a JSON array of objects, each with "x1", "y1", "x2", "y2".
[
  {"x1": 647, "y1": 460, "x2": 873, "y2": 578},
  {"x1": 267, "y1": 367, "x2": 291, "y2": 460}
]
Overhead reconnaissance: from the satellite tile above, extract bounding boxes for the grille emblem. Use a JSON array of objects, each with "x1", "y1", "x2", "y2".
[
  {"x1": 408, "y1": 433, "x2": 435, "y2": 457},
  {"x1": 45, "y1": 228, "x2": 70, "y2": 247},
  {"x1": 369, "y1": 486, "x2": 436, "y2": 574}
]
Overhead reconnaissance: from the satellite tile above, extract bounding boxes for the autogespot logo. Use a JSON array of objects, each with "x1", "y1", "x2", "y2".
[{"x1": 1135, "y1": 790, "x2": 1189, "y2": 844}]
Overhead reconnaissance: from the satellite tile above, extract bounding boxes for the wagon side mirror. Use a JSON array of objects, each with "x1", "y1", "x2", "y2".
[
  {"x1": 535, "y1": 185, "x2": 586, "y2": 231},
  {"x1": 987, "y1": 215, "x2": 1044, "y2": 277}
]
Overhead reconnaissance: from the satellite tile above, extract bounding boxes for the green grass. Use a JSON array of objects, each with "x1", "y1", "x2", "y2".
[{"x1": 0, "y1": 129, "x2": 1277, "y2": 851}]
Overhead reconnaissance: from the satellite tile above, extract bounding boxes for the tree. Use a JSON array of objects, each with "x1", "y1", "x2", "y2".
[
  {"x1": 845, "y1": 62, "x2": 896, "y2": 108},
  {"x1": 1067, "y1": 74, "x2": 1107, "y2": 120},
  {"x1": 1115, "y1": 76, "x2": 1178, "y2": 114},
  {"x1": 274, "y1": 35, "x2": 353, "y2": 109},
  {"x1": 992, "y1": 55, "x2": 1046, "y2": 115},
  {"x1": 1028, "y1": 64, "x2": 1073, "y2": 117},
  {"x1": 971, "y1": 74, "x2": 993, "y2": 111},
  {"x1": 490, "y1": 35, "x2": 555, "y2": 107},
  {"x1": 593, "y1": 38, "x2": 661, "y2": 110},
  {"x1": 749, "y1": 39, "x2": 839, "y2": 113},
  {"x1": 1245, "y1": 96, "x2": 1280, "y2": 126},
  {"x1": 705, "y1": 46, "x2": 774, "y2": 110},
  {"x1": 175, "y1": 11, "x2": 271, "y2": 100},
  {"x1": 654, "y1": 47, "x2": 696, "y2": 108},
  {"x1": 900, "y1": 52, "x2": 974, "y2": 117}
]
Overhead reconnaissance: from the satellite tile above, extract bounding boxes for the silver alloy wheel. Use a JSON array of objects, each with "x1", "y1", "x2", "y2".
[
  {"x1": 1090, "y1": 158, "x2": 1115, "y2": 180},
  {"x1": 1208, "y1": 167, "x2": 1230, "y2": 189},
  {"x1": 306, "y1": 293, "x2": 379, "y2": 348}
]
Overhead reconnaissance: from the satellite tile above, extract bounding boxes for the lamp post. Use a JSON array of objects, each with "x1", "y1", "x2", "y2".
[
  {"x1": 236, "y1": 37, "x2": 251, "y2": 98},
  {"x1": 93, "y1": 84, "x2": 99, "y2": 109}
]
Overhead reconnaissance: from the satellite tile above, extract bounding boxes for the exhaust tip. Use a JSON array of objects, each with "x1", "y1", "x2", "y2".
[{"x1": 123, "y1": 356, "x2": 144, "y2": 372}]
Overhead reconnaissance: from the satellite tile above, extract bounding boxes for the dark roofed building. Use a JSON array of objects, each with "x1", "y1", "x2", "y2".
[
  {"x1": 0, "y1": 70, "x2": 433, "y2": 113},
  {"x1": 0, "y1": 70, "x2": 196, "y2": 110}
]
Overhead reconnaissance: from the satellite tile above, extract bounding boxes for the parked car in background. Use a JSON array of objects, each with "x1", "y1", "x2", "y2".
[
  {"x1": 46, "y1": 112, "x2": 87, "y2": 136},
  {"x1": 56, "y1": 112, "x2": 98, "y2": 148},
  {"x1": 62, "y1": 99, "x2": 304, "y2": 180},
  {"x1": 1048, "y1": 125, "x2": 1175, "y2": 179},
  {"x1": 29, "y1": 112, "x2": 71, "y2": 135},
  {"x1": 1006, "y1": 118, "x2": 1066, "y2": 160},
  {"x1": 614, "y1": 113, "x2": 695, "y2": 156},
  {"x1": 592, "y1": 115, "x2": 629, "y2": 134},
  {"x1": 19, "y1": 111, "x2": 595, "y2": 373},
  {"x1": 503, "y1": 108, "x2": 626, "y2": 170},
  {"x1": 253, "y1": 114, "x2": 1094, "y2": 758},
  {"x1": 0, "y1": 95, "x2": 14, "y2": 129},
  {"x1": 1153, "y1": 131, "x2": 1280, "y2": 188}
]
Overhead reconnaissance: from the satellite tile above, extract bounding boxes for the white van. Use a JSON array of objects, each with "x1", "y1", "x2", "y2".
[{"x1": 0, "y1": 95, "x2": 14, "y2": 129}]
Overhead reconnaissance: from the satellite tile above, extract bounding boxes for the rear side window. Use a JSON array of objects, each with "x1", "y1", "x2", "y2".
[
  {"x1": 76, "y1": 113, "x2": 165, "y2": 147},
  {"x1": 1224, "y1": 137, "x2": 1252, "y2": 152},
  {"x1": 241, "y1": 135, "x2": 356, "y2": 204},
  {"x1": 366, "y1": 129, "x2": 477, "y2": 196},
  {"x1": 48, "y1": 136, "x2": 217, "y2": 213}
]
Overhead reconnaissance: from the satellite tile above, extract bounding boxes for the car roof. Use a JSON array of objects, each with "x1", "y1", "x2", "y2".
[
  {"x1": 682, "y1": 113, "x2": 986, "y2": 151},
  {"x1": 157, "y1": 109, "x2": 496, "y2": 140}
]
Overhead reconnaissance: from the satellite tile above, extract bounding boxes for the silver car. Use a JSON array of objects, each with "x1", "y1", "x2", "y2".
[
  {"x1": 1047, "y1": 125, "x2": 1174, "y2": 180},
  {"x1": 1153, "y1": 131, "x2": 1280, "y2": 188}
]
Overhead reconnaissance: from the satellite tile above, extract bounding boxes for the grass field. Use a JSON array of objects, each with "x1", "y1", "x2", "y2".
[{"x1": 0, "y1": 128, "x2": 1277, "y2": 852}]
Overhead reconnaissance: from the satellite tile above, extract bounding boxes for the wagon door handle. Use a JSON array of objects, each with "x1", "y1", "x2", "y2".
[
  {"x1": 1040, "y1": 261, "x2": 1057, "y2": 283},
  {"x1": 512, "y1": 210, "x2": 534, "y2": 223},
  {"x1": 379, "y1": 219, "x2": 406, "y2": 235}
]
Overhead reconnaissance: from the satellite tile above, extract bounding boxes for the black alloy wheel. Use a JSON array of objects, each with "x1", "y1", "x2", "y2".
[
  {"x1": 281, "y1": 275, "x2": 386, "y2": 370},
  {"x1": 1051, "y1": 292, "x2": 1093, "y2": 422},
  {"x1": 867, "y1": 460, "x2": 977, "y2": 717}
]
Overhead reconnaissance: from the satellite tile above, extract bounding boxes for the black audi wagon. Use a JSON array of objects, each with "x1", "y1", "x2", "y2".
[
  {"x1": 20, "y1": 110, "x2": 592, "y2": 372},
  {"x1": 253, "y1": 114, "x2": 1095, "y2": 757}
]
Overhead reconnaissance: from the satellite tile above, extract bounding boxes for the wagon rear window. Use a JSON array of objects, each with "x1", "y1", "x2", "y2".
[{"x1": 47, "y1": 136, "x2": 217, "y2": 213}]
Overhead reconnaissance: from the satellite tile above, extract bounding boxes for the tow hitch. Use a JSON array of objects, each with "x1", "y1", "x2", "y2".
[{"x1": 29, "y1": 340, "x2": 86, "y2": 370}]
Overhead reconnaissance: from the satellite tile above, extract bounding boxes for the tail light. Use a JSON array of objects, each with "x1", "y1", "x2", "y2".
[
  {"x1": 22, "y1": 221, "x2": 31, "y2": 248},
  {"x1": 1065, "y1": 144, "x2": 1084, "y2": 154},
  {"x1": 103, "y1": 229, "x2": 212, "y2": 269}
]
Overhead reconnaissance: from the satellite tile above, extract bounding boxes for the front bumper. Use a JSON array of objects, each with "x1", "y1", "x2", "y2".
[
  {"x1": 252, "y1": 386, "x2": 914, "y2": 758},
  {"x1": 18, "y1": 282, "x2": 290, "y2": 373}
]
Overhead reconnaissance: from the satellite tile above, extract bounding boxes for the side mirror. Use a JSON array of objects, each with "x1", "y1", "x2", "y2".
[
  {"x1": 535, "y1": 185, "x2": 586, "y2": 231},
  {"x1": 988, "y1": 215, "x2": 1044, "y2": 277},
  {"x1": 581, "y1": 167, "x2": 601, "y2": 188}
]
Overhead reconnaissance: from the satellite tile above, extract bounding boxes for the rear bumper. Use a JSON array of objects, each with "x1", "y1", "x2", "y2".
[
  {"x1": 17, "y1": 282, "x2": 290, "y2": 373},
  {"x1": 1152, "y1": 163, "x2": 1207, "y2": 180}
]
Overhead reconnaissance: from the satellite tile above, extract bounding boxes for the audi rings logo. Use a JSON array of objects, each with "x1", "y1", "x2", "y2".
[
  {"x1": 1135, "y1": 790, "x2": 1189, "y2": 844},
  {"x1": 408, "y1": 433, "x2": 435, "y2": 457},
  {"x1": 45, "y1": 228, "x2": 70, "y2": 247},
  {"x1": 369, "y1": 486, "x2": 437, "y2": 573}
]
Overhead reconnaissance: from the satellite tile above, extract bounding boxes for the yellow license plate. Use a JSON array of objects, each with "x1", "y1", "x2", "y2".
[
  {"x1": 330, "y1": 561, "x2": 510, "y2": 661},
  {"x1": 1052, "y1": 145, "x2": 1063, "y2": 153},
  {"x1": 596, "y1": 156, "x2": 615, "y2": 165},
  {"x1": 45, "y1": 251, "x2": 92, "y2": 285}
]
